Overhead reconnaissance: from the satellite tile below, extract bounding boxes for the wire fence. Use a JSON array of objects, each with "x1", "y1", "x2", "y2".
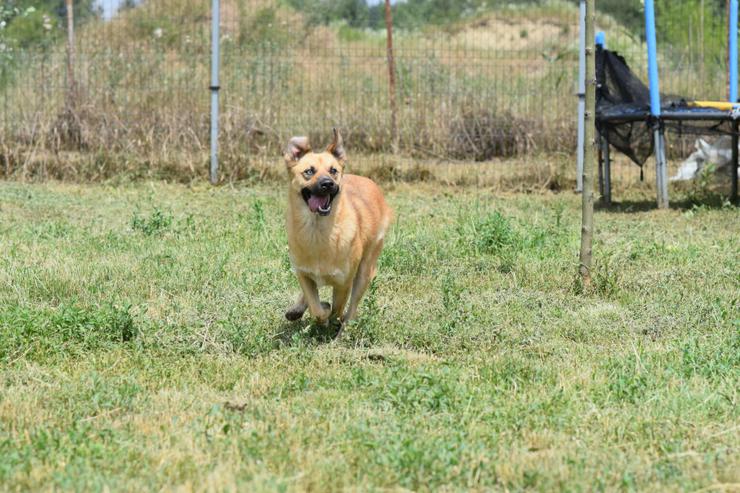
[{"x1": 0, "y1": 0, "x2": 736, "y2": 188}]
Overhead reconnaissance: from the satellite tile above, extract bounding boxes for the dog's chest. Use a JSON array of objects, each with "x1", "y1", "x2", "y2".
[
  {"x1": 292, "y1": 262, "x2": 347, "y2": 287},
  {"x1": 287, "y1": 218, "x2": 355, "y2": 287}
]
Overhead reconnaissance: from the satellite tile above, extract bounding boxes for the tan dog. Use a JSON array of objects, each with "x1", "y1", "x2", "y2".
[{"x1": 283, "y1": 129, "x2": 392, "y2": 332}]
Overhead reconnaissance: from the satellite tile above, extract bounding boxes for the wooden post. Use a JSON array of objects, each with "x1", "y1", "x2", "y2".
[
  {"x1": 64, "y1": 0, "x2": 76, "y2": 108},
  {"x1": 579, "y1": 0, "x2": 596, "y2": 288},
  {"x1": 384, "y1": 0, "x2": 399, "y2": 154},
  {"x1": 576, "y1": 0, "x2": 586, "y2": 192}
]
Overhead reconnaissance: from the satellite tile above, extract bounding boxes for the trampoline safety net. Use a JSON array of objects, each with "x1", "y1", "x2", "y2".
[
  {"x1": 596, "y1": 49, "x2": 655, "y2": 167},
  {"x1": 596, "y1": 48, "x2": 738, "y2": 170}
]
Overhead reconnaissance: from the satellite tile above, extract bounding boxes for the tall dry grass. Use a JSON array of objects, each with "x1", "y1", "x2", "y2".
[{"x1": 0, "y1": 0, "x2": 730, "y2": 182}]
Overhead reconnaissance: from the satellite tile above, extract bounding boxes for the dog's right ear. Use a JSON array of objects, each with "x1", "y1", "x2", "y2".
[{"x1": 284, "y1": 136, "x2": 311, "y2": 167}]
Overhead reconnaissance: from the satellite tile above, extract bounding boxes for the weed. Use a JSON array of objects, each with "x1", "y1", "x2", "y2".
[
  {"x1": 249, "y1": 199, "x2": 266, "y2": 235},
  {"x1": 360, "y1": 360, "x2": 462, "y2": 414},
  {"x1": 474, "y1": 211, "x2": 519, "y2": 255},
  {"x1": 602, "y1": 353, "x2": 651, "y2": 404},
  {"x1": 175, "y1": 213, "x2": 196, "y2": 236},
  {"x1": 131, "y1": 208, "x2": 173, "y2": 236},
  {"x1": 0, "y1": 303, "x2": 138, "y2": 362},
  {"x1": 591, "y1": 254, "x2": 624, "y2": 298},
  {"x1": 552, "y1": 199, "x2": 566, "y2": 228},
  {"x1": 439, "y1": 272, "x2": 467, "y2": 334},
  {"x1": 677, "y1": 334, "x2": 740, "y2": 380},
  {"x1": 467, "y1": 210, "x2": 520, "y2": 272}
]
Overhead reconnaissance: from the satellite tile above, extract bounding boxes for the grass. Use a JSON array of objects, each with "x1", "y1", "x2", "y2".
[{"x1": 0, "y1": 176, "x2": 738, "y2": 491}]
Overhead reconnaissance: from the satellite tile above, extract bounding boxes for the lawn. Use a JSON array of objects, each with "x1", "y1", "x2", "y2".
[{"x1": 0, "y1": 179, "x2": 738, "y2": 492}]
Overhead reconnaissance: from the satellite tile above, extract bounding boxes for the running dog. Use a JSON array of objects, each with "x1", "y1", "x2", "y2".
[{"x1": 283, "y1": 129, "x2": 392, "y2": 333}]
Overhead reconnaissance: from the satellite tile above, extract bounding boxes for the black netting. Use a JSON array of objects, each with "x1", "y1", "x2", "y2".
[
  {"x1": 596, "y1": 48, "x2": 655, "y2": 166},
  {"x1": 595, "y1": 48, "x2": 738, "y2": 168}
]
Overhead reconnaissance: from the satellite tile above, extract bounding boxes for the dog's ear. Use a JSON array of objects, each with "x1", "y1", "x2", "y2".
[
  {"x1": 284, "y1": 136, "x2": 311, "y2": 166},
  {"x1": 326, "y1": 128, "x2": 346, "y2": 163}
]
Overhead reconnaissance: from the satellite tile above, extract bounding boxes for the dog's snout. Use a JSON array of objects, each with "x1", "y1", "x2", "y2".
[{"x1": 318, "y1": 177, "x2": 334, "y2": 192}]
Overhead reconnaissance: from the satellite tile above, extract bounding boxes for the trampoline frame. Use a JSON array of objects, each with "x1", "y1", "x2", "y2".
[{"x1": 576, "y1": 0, "x2": 740, "y2": 207}]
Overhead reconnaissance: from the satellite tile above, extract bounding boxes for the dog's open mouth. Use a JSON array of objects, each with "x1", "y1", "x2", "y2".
[{"x1": 302, "y1": 188, "x2": 338, "y2": 216}]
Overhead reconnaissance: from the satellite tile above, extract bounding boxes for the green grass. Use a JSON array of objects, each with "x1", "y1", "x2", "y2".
[{"x1": 0, "y1": 179, "x2": 738, "y2": 492}]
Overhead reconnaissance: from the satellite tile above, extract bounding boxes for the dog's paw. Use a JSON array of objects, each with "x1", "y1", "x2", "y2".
[
  {"x1": 314, "y1": 302, "x2": 332, "y2": 324},
  {"x1": 285, "y1": 308, "x2": 304, "y2": 321},
  {"x1": 285, "y1": 302, "x2": 308, "y2": 321},
  {"x1": 330, "y1": 319, "x2": 344, "y2": 339}
]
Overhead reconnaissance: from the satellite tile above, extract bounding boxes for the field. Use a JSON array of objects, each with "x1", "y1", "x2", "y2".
[{"x1": 0, "y1": 174, "x2": 738, "y2": 491}]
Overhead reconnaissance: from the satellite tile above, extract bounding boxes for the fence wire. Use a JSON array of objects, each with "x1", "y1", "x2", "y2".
[{"x1": 0, "y1": 0, "x2": 736, "y2": 189}]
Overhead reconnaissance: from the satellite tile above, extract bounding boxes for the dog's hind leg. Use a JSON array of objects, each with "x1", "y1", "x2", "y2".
[
  {"x1": 285, "y1": 293, "x2": 330, "y2": 321},
  {"x1": 331, "y1": 284, "x2": 351, "y2": 321},
  {"x1": 342, "y1": 241, "x2": 383, "y2": 324},
  {"x1": 285, "y1": 293, "x2": 308, "y2": 321}
]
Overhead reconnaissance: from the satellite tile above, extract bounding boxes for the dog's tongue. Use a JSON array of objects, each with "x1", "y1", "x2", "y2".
[{"x1": 308, "y1": 194, "x2": 330, "y2": 212}]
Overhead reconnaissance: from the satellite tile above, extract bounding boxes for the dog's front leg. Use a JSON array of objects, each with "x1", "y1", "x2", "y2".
[{"x1": 296, "y1": 272, "x2": 330, "y2": 323}]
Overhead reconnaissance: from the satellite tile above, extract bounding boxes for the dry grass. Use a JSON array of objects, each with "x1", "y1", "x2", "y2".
[
  {"x1": 1, "y1": 0, "x2": 584, "y2": 180},
  {"x1": 3, "y1": 142, "x2": 734, "y2": 211},
  {"x1": 0, "y1": 144, "x2": 577, "y2": 193},
  {"x1": 0, "y1": 0, "x2": 732, "y2": 184}
]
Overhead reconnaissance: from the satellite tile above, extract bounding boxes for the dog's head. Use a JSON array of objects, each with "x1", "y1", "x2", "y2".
[{"x1": 283, "y1": 128, "x2": 346, "y2": 217}]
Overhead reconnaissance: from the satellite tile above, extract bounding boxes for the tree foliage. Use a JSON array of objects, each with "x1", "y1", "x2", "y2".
[
  {"x1": 284, "y1": 0, "x2": 733, "y2": 47},
  {"x1": 1, "y1": 0, "x2": 98, "y2": 49}
]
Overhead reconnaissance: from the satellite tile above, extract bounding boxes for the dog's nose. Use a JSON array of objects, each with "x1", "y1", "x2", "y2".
[{"x1": 318, "y1": 177, "x2": 334, "y2": 192}]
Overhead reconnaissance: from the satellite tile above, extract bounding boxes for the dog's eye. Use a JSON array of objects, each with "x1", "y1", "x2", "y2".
[
  {"x1": 303, "y1": 167, "x2": 315, "y2": 178},
  {"x1": 329, "y1": 167, "x2": 338, "y2": 175}
]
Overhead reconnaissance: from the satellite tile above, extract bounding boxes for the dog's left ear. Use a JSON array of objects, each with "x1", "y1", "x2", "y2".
[{"x1": 326, "y1": 128, "x2": 346, "y2": 163}]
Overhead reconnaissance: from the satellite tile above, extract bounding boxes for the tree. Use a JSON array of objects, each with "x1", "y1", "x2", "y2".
[
  {"x1": 1, "y1": 0, "x2": 97, "y2": 49},
  {"x1": 285, "y1": 0, "x2": 369, "y2": 27}
]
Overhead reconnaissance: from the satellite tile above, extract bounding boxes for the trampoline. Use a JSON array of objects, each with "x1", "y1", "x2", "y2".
[{"x1": 575, "y1": 0, "x2": 740, "y2": 207}]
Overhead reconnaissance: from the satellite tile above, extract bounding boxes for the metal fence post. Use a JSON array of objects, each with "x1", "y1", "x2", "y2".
[
  {"x1": 384, "y1": 0, "x2": 399, "y2": 154},
  {"x1": 210, "y1": 0, "x2": 221, "y2": 185}
]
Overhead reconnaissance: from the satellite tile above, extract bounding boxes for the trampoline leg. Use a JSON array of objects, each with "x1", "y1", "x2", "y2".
[
  {"x1": 577, "y1": 98, "x2": 585, "y2": 192},
  {"x1": 603, "y1": 135, "x2": 612, "y2": 206},
  {"x1": 733, "y1": 120, "x2": 739, "y2": 204},
  {"x1": 730, "y1": 120, "x2": 740, "y2": 205},
  {"x1": 654, "y1": 127, "x2": 669, "y2": 209},
  {"x1": 598, "y1": 133, "x2": 604, "y2": 197}
]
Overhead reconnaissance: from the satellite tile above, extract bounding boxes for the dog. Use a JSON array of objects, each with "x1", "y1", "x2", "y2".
[
  {"x1": 671, "y1": 136, "x2": 740, "y2": 181},
  {"x1": 282, "y1": 128, "x2": 392, "y2": 333}
]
